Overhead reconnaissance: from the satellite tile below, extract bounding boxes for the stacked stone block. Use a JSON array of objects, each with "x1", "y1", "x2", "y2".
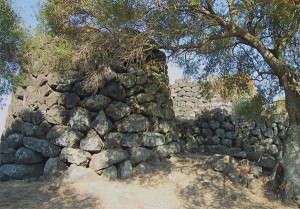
[{"x1": 0, "y1": 50, "x2": 180, "y2": 180}]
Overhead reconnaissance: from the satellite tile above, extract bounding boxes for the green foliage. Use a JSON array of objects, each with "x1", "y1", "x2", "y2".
[
  {"x1": 232, "y1": 95, "x2": 266, "y2": 122},
  {"x1": 0, "y1": 0, "x2": 25, "y2": 104}
]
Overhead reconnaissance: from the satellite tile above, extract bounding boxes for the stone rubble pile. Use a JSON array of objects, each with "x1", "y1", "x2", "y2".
[{"x1": 0, "y1": 49, "x2": 180, "y2": 180}]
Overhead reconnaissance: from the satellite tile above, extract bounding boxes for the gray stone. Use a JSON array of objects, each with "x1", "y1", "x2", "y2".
[
  {"x1": 18, "y1": 107, "x2": 44, "y2": 125},
  {"x1": 127, "y1": 86, "x2": 144, "y2": 97},
  {"x1": 268, "y1": 144, "x2": 279, "y2": 156},
  {"x1": 1, "y1": 149, "x2": 16, "y2": 164},
  {"x1": 213, "y1": 111, "x2": 225, "y2": 122},
  {"x1": 47, "y1": 73, "x2": 60, "y2": 89},
  {"x1": 215, "y1": 129, "x2": 225, "y2": 139},
  {"x1": 20, "y1": 122, "x2": 39, "y2": 137},
  {"x1": 162, "y1": 107, "x2": 175, "y2": 120},
  {"x1": 90, "y1": 149, "x2": 129, "y2": 171},
  {"x1": 141, "y1": 103, "x2": 163, "y2": 117},
  {"x1": 118, "y1": 74, "x2": 136, "y2": 89},
  {"x1": 36, "y1": 121, "x2": 52, "y2": 138},
  {"x1": 69, "y1": 107, "x2": 91, "y2": 132},
  {"x1": 153, "y1": 142, "x2": 180, "y2": 159},
  {"x1": 46, "y1": 105, "x2": 69, "y2": 125},
  {"x1": 251, "y1": 129, "x2": 261, "y2": 137},
  {"x1": 116, "y1": 114, "x2": 149, "y2": 133},
  {"x1": 60, "y1": 148, "x2": 91, "y2": 166},
  {"x1": 80, "y1": 94, "x2": 112, "y2": 111},
  {"x1": 1, "y1": 133, "x2": 24, "y2": 150},
  {"x1": 0, "y1": 172, "x2": 9, "y2": 181},
  {"x1": 61, "y1": 164, "x2": 97, "y2": 183},
  {"x1": 43, "y1": 158, "x2": 68, "y2": 179},
  {"x1": 118, "y1": 160, "x2": 132, "y2": 179},
  {"x1": 80, "y1": 129, "x2": 104, "y2": 152},
  {"x1": 204, "y1": 145, "x2": 227, "y2": 155},
  {"x1": 222, "y1": 122, "x2": 234, "y2": 131},
  {"x1": 209, "y1": 120, "x2": 220, "y2": 129},
  {"x1": 15, "y1": 147, "x2": 44, "y2": 164},
  {"x1": 221, "y1": 139, "x2": 232, "y2": 147},
  {"x1": 129, "y1": 147, "x2": 155, "y2": 164},
  {"x1": 260, "y1": 138, "x2": 273, "y2": 146},
  {"x1": 34, "y1": 74, "x2": 47, "y2": 87},
  {"x1": 135, "y1": 162, "x2": 150, "y2": 175},
  {"x1": 100, "y1": 82, "x2": 126, "y2": 101},
  {"x1": 257, "y1": 156, "x2": 277, "y2": 170},
  {"x1": 104, "y1": 132, "x2": 122, "y2": 148},
  {"x1": 58, "y1": 92, "x2": 80, "y2": 109},
  {"x1": 23, "y1": 137, "x2": 61, "y2": 158},
  {"x1": 92, "y1": 111, "x2": 113, "y2": 136},
  {"x1": 263, "y1": 128, "x2": 274, "y2": 138},
  {"x1": 105, "y1": 102, "x2": 131, "y2": 121},
  {"x1": 46, "y1": 92, "x2": 60, "y2": 107},
  {"x1": 121, "y1": 133, "x2": 141, "y2": 147},
  {"x1": 0, "y1": 164, "x2": 44, "y2": 180},
  {"x1": 136, "y1": 93, "x2": 154, "y2": 103},
  {"x1": 141, "y1": 132, "x2": 165, "y2": 147},
  {"x1": 102, "y1": 166, "x2": 118, "y2": 180},
  {"x1": 73, "y1": 81, "x2": 94, "y2": 98},
  {"x1": 208, "y1": 136, "x2": 220, "y2": 145},
  {"x1": 249, "y1": 165, "x2": 262, "y2": 178},
  {"x1": 248, "y1": 178, "x2": 258, "y2": 190},
  {"x1": 46, "y1": 126, "x2": 84, "y2": 148},
  {"x1": 225, "y1": 131, "x2": 236, "y2": 139},
  {"x1": 246, "y1": 152, "x2": 263, "y2": 162}
]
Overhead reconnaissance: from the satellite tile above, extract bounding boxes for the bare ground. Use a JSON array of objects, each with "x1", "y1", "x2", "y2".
[{"x1": 0, "y1": 153, "x2": 296, "y2": 209}]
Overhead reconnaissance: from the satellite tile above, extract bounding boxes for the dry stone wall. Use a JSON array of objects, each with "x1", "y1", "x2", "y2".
[{"x1": 0, "y1": 50, "x2": 180, "y2": 180}]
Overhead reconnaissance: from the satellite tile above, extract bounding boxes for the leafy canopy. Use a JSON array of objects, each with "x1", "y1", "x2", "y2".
[
  {"x1": 0, "y1": 0, "x2": 24, "y2": 104},
  {"x1": 38, "y1": 0, "x2": 299, "y2": 103}
]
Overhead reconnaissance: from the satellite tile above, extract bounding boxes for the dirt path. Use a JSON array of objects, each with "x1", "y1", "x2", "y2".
[{"x1": 0, "y1": 153, "x2": 296, "y2": 209}]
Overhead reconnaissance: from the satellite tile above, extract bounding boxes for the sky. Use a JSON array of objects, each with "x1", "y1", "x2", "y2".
[{"x1": 0, "y1": 0, "x2": 183, "y2": 136}]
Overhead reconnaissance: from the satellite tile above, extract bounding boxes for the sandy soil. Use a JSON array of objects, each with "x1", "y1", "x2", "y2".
[{"x1": 0, "y1": 153, "x2": 296, "y2": 209}]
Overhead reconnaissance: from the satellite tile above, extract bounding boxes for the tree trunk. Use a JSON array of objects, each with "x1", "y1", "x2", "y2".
[{"x1": 281, "y1": 75, "x2": 300, "y2": 206}]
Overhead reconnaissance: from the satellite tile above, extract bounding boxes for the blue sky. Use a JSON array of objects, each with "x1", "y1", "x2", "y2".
[{"x1": 0, "y1": 0, "x2": 183, "y2": 136}]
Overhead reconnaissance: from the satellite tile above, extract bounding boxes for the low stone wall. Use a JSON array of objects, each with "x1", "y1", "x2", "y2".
[
  {"x1": 177, "y1": 108, "x2": 287, "y2": 171},
  {"x1": 171, "y1": 78, "x2": 236, "y2": 120},
  {"x1": 0, "y1": 50, "x2": 180, "y2": 180}
]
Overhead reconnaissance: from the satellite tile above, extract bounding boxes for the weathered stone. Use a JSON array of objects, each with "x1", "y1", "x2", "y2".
[
  {"x1": 33, "y1": 74, "x2": 47, "y2": 87},
  {"x1": 1, "y1": 149, "x2": 16, "y2": 164},
  {"x1": 257, "y1": 156, "x2": 277, "y2": 170},
  {"x1": 153, "y1": 142, "x2": 180, "y2": 159},
  {"x1": 23, "y1": 137, "x2": 61, "y2": 158},
  {"x1": 118, "y1": 160, "x2": 132, "y2": 179},
  {"x1": 39, "y1": 84, "x2": 52, "y2": 97},
  {"x1": 118, "y1": 74, "x2": 136, "y2": 89},
  {"x1": 225, "y1": 131, "x2": 236, "y2": 139},
  {"x1": 61, "y1": 164, "x2": 97, "y2": 183},
  {"x1": 36, "y1": 121, "x2": 52, "y2": 138},
  {"x1": 1, "y1": 133, "x2": 24, "y2": 150},
  {"x1": 246, "y1": 152, "x2": 263, "y2": 162},
  {"x1": 215, "y1": 129, "x2": 225, "y2": 139},
  {"x1": 90, "y1": 149, "x2": 129, "y2": 171},
  {"x1": 129, "y1": 147, "x2": 155, "y2": 164},
  {"x1": 46, "y1": 126, "x2": 84, "y2": 148},
  {"x1": 185, "y1": 137, "x2": 199, "y2": 152},
  {"x1": 209, "y1": 120, "x2": 220, "y2": 129},
  {"x1": 213, "y1": 111, "x2": 225, "y2": 122},
  {"x1": 222, "y1": 122, "x2": 234, "y2": 131},
  {"x1": 263, "y1": 128, "x2": 274, "y2": 138},
  {"x1": 208, "y1": 136, "x2": 220, "y2": 145},
  {"x1": 60, "y1": 148, "x2": 91, "y2": 166},
  {"x1": 141, "y1": 132, "x2": 165, "y2": 147},
  {"x1": 127, "y1": 86, "x2": 144, "y2": 97},
  {"x1": 0, "y1": 164, "x2": 44, "y2": 180},
  {"x1": 92, "y1": 111, "x2": 113, "y2": 136},
  {"x1": 46, "y1": 105, "x2": 69, "y2": 125},
  {"x1": 80, "y1": 94, "x2": 112, "y2": 111},
  {"x1": 80, "y1": 129, "x2": 104, "y2": 152},
  {"x1": 141, "y1": 103, "x2": 163, "y2": 117},
  {"x1": 0, "y1": 172, "x2": 9, "y2": 181},
  {"x1": 46, "y1": 92, "x2": 60, "y2": 107},
  {"x1": 20, "y1": 122, "x2": 39, "y2": 137},
  {"x1": 69, "y1": 107, "x2": 91, "y2": 132},
  {"x1": 73, "y1": 81, "x2": 94, "y2": 99},
  {"x1": 100, "y1": 82, "x2": 126, "y2": 101},
  {"x1": 135, "y1": 162, "x2": 150, "y2": 175},
  {"x1": 18, "y1": 107, "x2": 44, "y2": 125},
  {"x1": 247, "y1": 178, "x2": 258, "y2": 190},
  {"x1": 204, "y1": 145, "x2": 227, "y2": 155},
  {"x1": 43, "y1": 158, "x2": 68, "y2": 180},
  {"x1": 104, "y1": 132, "x2": 122, "y2": 148},
  {"x1": 260, "y1": 138, "x2": 273, "y2": 146},
  {"x1": 102, "y1": 166, "x2": 118, "y2": 180},
  {"x1": 136, "y1": 93, "x2": 154, "y2": 103},
  {"x1": 121, "y1": 133, "x2": 141, "y2": 147},
  {"x1": 116, "y1": 114, "x2": 149, "y2": 133},
  {"x1": 47, "y1": 73, "x2": 60, "y2": 89},
  {"x1": 58, "y1": 92, "x2": 80, "y2": 109},
  {"x1": 15, "y1": 147, "x2": 44, "y2": 164},
  {"x1": 249, "y1": 165, "x2": 262, "y2": 178},
  {"x1": 105, "y1": 102, "x2": 131, "y2": 121},
  {"x1": 221, "y1": 139, "x2": 232, "y2": 147}
]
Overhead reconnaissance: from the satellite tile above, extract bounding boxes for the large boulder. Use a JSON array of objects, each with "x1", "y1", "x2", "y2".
[
  {"x1": 0, "y1": 133, "x2": 24, "y2": 152},
  {"x1": 90, "y1": 149, "x2": 129, "y2": 171},
  {"x1": 46, "y1": 105, "x2": 69, "y2": 125},
  {"x1": 0, "y1": 164, "x2": 44, "y2": 180},
  {"x1": 80, "y1": 94, "x2": 112, "y2": 111},
  {"x1": 23, "y1": 137, "x2": 61, "y2": 158},
  {"x1": 105, "y1": 102, "x2": 131, "y2": 121},
  {"x1": 100, "y1": 82, "x2": 126, "y2": 101},
  {"x1": 69, "y1": 107, "x2": 91, "y2": 132},
  {"x1": 80, "y1": 129, "x2": 104, "y2": 152},
  {"x1": 141, "y1": 132, "x2": 165, "y2": 147},
  {"x1": 129, "y1": 147, "x2": 156, "y2": 164},
  {"x1": 116, "y1": 114, "x2": 149, "y2": 133},
  {"x1": 58, "y1": 92, "x2": 80, "y2": 109},
  {"x1": 60, "y1": 148, "x2": 91, "y2": 166},
  {"x1": 92, "y1": 111, "x2": 113, "y2": 136},
  {"x1": 46, "y1": 126, "x2": 84, "y2": 148},
  {"x1": 15, "y1": 147, "x2": 44, "y2": 164}
]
